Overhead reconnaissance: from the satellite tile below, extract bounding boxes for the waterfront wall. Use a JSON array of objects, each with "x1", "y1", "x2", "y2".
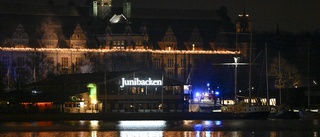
[{"x1": 0, "y1": 112, "x2": 228, "y2": 121}]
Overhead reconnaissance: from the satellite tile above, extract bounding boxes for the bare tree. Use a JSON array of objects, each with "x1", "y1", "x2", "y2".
[{"x1": 269, "y1": 57, "x2": 302, "y2": 89}]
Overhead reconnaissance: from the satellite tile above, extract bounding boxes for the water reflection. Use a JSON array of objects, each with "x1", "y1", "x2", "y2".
[
  {"x1": 270, "y1": 131, "x2": 277, "y2": 137},
  {"x1": 121, "y1": 131, "x2": 162, "y2": 137},
  {"x1": 117, "y1": 120, "x2": 166, "y2": 136},
  {"x1": 0, "y1": 120, "x2": 319, "y2": 137},
  {"x1": 0, "y1": 130, "x2": 319, "y2": 137},
  {"x1": 118, "y1": 120, "x2": 166, "y2": 130},
  {"x1": 90, "y1": 120, "x2": 99, "y2": 130}
]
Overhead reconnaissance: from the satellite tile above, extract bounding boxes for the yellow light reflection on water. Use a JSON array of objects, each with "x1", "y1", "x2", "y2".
[
  {"x1": 0, "y1": 131, "x2": 316, "y2": 137},
  {"x1": 118, "y1": 120, "x2": 166, "y2": 136},
  {"x1": 118, "y1": 120, "x2": 166, "y2": 129},
  {"x1": 91, "y1": 131, "x2": 97, "y2": 137},
  {"x1": 90, "y1": 120, "x2": 99, "y2": 130},
  {"x1": 120, "y1": 131, "x2": 163, "y2": 137}
]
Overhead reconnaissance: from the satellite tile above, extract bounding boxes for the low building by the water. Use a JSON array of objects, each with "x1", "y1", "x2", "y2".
[{"x1": 19, "y1": 71, "x2": 186, "y2": 113}]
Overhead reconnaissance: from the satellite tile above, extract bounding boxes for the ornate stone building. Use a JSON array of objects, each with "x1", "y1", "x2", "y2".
[
  {"x1": 0, "y1": 22, "x2": 240, "y2": 91},
  {"x1": 0, "y1": 1, "x2": 252, "y2": 93}
]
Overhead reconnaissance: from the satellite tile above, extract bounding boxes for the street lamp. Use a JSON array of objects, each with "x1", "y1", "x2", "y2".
[{"x1": 234, "y1": 57, "x2": 240, "y2": 103}]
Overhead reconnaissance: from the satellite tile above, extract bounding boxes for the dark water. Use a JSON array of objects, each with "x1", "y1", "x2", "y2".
[{"x1": 0, "y1": 119, "x2": 319, "y2": 137}]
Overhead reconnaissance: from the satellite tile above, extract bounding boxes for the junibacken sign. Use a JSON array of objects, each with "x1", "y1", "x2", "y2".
[{"x1": 120, "y1": 78, "x2": 162, "y2": 88}]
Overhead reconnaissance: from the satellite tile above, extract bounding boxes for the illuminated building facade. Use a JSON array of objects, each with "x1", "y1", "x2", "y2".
[
  {"x1": 0, "y1": 21, "x2": 240, "y2": 90},
  {"x1": 0, "y1": 1, "x2": 253, "y2": 112},
  {"x1": 0, "y1": 1, "x2": 248, "y2": 89}
]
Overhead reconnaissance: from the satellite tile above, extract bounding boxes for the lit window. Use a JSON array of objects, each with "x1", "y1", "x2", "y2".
[
  {"x1": 168, "y1": 58, "x2": 174, "y2": 68},
  {"x1": 62, "y1": 57, "x2": 68, "y2": 68},
  {"x1": 154, "y1": 58, "x2": 161, "y2": 68},
  {"x1": 180, "y1": 59, "x2": 186, "y2": 68}
]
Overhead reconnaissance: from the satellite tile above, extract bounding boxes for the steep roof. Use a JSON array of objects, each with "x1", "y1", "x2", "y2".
[
  {"x1": 0, "y1": 4, "x2": 235, "y2": 50},
  {"x1": 0, "y1": 3, "x2": 96, "y2": 48}
]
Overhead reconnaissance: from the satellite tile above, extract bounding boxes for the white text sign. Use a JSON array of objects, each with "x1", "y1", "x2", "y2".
[{"x1": 120, "y1": 78, "x2": 163, "y2": 88}]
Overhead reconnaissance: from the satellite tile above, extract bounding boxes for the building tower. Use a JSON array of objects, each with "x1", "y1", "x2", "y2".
[
  {"x1": 123, "y1": 0, "x2": 131, "y2": 19},
  {"x1": 91, "y1": 0, "x2": 112, "y2": 18},
  {"x1": 235, "y1": 10, "x2": 251, "y2": 33},
  {"x1": 12, "y1": 24, "x2": 29, "y2": 48}
]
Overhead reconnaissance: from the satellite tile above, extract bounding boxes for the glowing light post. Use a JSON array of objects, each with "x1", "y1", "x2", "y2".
[
  {"x1": 87, "y1": 83, "x2": 97, "y2": 113},
  {"x1": 234, "y1": 57, "x2": 239, "y2": 102},
  {"x1": 214, "y1": 88, "x2": 220, "y2": 106},
  {"x1": 161, "y1": 71, "x2": 164, "y2": 112},
  {"x1": 207, "y1": 83, "x2": 210, "y2": 96}
]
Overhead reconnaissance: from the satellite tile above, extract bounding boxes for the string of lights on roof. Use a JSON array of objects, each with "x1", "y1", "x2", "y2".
[{"x1": 0, "y1": 47, "x2": 240, "y2": 54}]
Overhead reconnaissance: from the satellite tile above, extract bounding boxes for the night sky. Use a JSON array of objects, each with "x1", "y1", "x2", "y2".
[
  {"x1": 113, "y1": 0, "x2": 320, "y2": 33},
  {"x1": 1, "y1": 0, "x2": 318, "y2": 33}
]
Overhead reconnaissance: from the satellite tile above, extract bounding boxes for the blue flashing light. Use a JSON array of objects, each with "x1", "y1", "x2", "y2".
[
  {"x1": 207, "y1": 83, "x2": 210, "y2": 87},
  {"x1": 195, "y1": 92, "x2": 200, "y2": 97},
  {"x1": 193, "y1": 124, "x2": 203, "y2": 131},
  {"x1": 215, "y1": 121, "x2": 222, "y2": 126},
  {"x1": 215, "y1": 91, "x2": 220, "y2": 96},
  {"x1": 204, "y1": 121, "x2": 213, "y2": 126}
]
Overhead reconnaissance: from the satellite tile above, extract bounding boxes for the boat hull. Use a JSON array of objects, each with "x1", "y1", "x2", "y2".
[
  {"x1": 231, "y1": 111, "x2": 271, "y2": 119},
  {"x1": 221, "y1": 104, "x2": 271, "y2": 119}
]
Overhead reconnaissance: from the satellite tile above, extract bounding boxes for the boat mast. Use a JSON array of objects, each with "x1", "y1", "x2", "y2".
[
  {"x1": 265, "y1": 43, "x2": 269, "y2": 105},
  {"x1": 307, "y1": 40, "x2": 310, "y2": 110},
  {"x1": 248, "y1": 30, "x2": 252, "y2": 105}
]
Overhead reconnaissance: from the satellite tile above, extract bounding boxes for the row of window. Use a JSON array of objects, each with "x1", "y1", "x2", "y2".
[
  {"x1": 1, "y1": 56, "x2": 83, "y2": 68},
  {"x1": 12, "y1": 40, "x2": 28, "y2": 45},
  {"x1": 153, "y1": 58, "x2": 191, "y2": 68},
  {"x1": 1, "y1": 57, "x2": 25, "y2": 67},
  {"x1": 112, "y1": 40, "x2": 143, "y2": 46},
  {"x1": 3, "y1": 56, "x2": 197, "y2": 69}
]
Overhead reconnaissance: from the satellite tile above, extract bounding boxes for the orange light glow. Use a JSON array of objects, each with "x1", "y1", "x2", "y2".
[
  {"x1": 21, "y1": 102, "x2": 53, "y2": 111},
  {"x1": 0, "y1": 47, "x2": 240, "y2": 54}
]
